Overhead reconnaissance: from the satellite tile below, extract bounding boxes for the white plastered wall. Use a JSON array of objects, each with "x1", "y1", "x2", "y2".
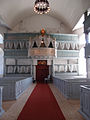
[
  {"x1": 12, "y1": 15, "x2": 72, "y2": 34},
  {"x1": 0, "y1": 26, "x2": 8, "y2": 77}
]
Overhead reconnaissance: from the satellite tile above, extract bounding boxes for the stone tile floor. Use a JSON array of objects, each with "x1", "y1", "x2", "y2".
[
  {"x1": 0, "y1": 84, "x2": 36, "y2": 120},
  {"x1": 49, "y1": 84, "x2": 85, "y2": 120},
  {"x1": 0, "y1": 83, "x2": 85, "y2": 120}
]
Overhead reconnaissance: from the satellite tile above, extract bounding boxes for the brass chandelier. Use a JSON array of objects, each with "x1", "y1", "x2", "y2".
[{"x1": 34, "y1": 0, "x2": 50, "y2": 14}]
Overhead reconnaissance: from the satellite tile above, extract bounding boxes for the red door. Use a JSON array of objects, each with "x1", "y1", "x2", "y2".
[{"x1": 36, "y1": 65, "x2": 49, "y2": 83}]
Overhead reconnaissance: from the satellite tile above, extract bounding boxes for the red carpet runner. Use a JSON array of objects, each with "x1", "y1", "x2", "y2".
[{"x1": 17, "y1": 84, "x2": 66, "y2": 120}]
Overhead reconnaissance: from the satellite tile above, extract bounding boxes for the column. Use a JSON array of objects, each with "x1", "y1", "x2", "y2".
[
  {"x1": 85, "y1": 33, "x2": 89, "y2": 44},
  {"x1": 84, "y1": 11, "x2": 90, "y2": 78},
  {"x1": 0, "y1": 87, "x2": 4, "y2": 116},
  {"x1": 31, "y1": 65, "x2": 32, "y2": 75}
]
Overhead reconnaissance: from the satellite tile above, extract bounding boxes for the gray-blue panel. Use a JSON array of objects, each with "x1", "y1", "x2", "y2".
[{"x1": 53, "y1": 77, "x2": 90, "y2": 99}]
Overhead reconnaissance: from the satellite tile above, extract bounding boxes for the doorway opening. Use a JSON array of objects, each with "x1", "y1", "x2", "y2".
[{"x1": 36, "y1": 60, "x2": 49, "y2": 83}]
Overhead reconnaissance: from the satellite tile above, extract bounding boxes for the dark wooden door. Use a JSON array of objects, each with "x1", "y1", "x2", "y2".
[{"x1": 36, "y1": 65, "x2": 49, "y2": 83}]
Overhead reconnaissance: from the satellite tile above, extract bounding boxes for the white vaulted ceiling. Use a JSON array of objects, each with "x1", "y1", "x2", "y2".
[{"x1": 0, "y1": 0, "x2": 90, "y2": 30}]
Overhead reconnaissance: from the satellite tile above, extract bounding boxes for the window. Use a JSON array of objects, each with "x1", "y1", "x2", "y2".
[{"x1": 0, "y1": 34, "x2": 3, "y2": 44}]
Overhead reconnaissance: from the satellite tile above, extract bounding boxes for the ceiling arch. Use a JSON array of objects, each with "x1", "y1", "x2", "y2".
[{"x1": 0, "y1": 0, "x2": 90, "y2": 30}]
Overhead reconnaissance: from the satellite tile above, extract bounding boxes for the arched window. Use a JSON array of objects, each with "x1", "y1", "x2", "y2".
[
  {"x1": 89, "y1": 33, "x2": 90, "y2": 43},
  {"x1": 73, "y1": 14, "x2": 86, "y2": 76},
  {"x1": 0, "y1": 34, "x2": 3, "y2": 44},
  {"x1": 0, "y1": 34, "x2": 4, "y2": 76},
  {"x1": 79, "y1": 34, "x2": 86, "y2": 75}
]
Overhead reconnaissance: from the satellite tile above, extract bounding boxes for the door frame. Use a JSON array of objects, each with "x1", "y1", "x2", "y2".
[{"x1": 36, "y1": 64, "x2": 49, "y2": 83}]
